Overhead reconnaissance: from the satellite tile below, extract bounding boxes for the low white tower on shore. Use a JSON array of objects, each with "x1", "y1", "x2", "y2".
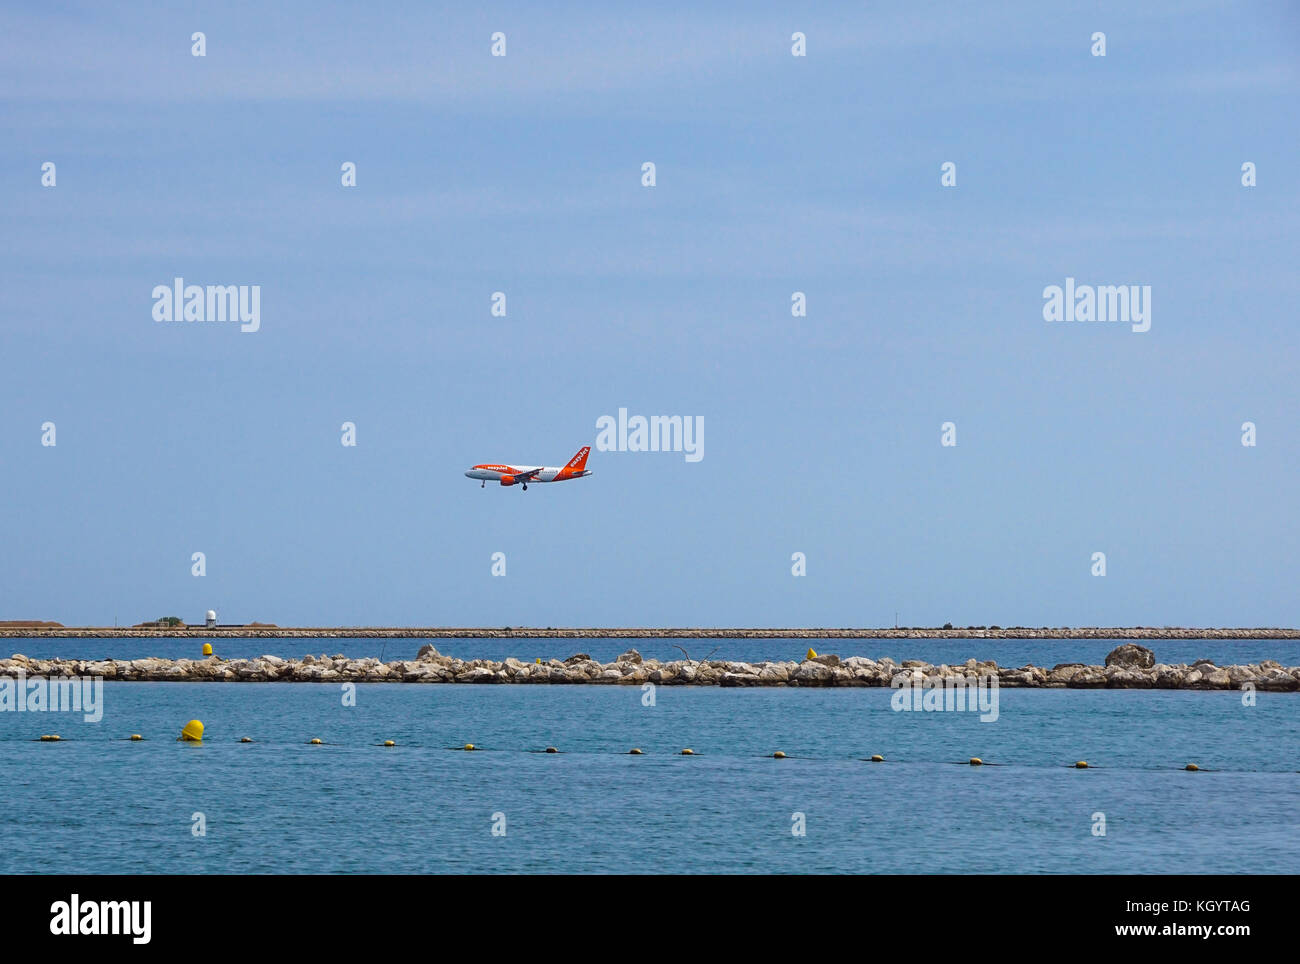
[{"x1": 205, "y1": 609, "x2": 217, "y2": 629}]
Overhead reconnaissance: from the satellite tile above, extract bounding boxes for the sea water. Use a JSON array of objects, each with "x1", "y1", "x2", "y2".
[{"x1": 1, "y1": 674, "x2": 1296, "y2": 874}]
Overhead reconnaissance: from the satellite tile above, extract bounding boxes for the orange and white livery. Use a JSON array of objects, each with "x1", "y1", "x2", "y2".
[{"x1": 465, "y1": 446, "x2": 593, "y2": 490}]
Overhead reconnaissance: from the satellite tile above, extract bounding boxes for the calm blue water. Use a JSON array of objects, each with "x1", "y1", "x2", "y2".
[
  {"x1": 5, "y1": 636, "x2": 1297, "y2": 666},
  {"x1": 1, "y1": 681, "x2": 1296, "y2": 873}
]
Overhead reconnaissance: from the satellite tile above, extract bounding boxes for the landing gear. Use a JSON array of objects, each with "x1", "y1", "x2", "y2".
[
  {"x1": 522, "y1": 483, "x2": 528, "y2": 491},
  {"x1": 481, "y1": 481, "x2": 485, "y2": 488}
]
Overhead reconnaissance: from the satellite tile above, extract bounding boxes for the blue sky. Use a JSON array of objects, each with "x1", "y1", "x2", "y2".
[{"x1": 2, "y1": 1, "x2": 1298, "y2": 628}]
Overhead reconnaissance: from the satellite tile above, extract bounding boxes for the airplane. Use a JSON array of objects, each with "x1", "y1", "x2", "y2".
[{"x1": 464, "y1": 446, "x2": 593, "y2": 490}]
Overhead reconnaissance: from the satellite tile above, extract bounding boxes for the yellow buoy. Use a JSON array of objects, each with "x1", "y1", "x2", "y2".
[
  {"x1": 870, "y1": 754, "x2": 884, "y2": 762},
  {"x1": 202, "y1": 642, "x2": 213, "y2": 656},
  {"x1": 969, "y1": 757, "x2": 983, "y2": 766},
  {"x1": 40, "y1": 734, "x2": 61, "y2": 742},
  {"x1": 544, "y1": 746, "x2": 558, "y2": 753},
  {"x1": 1074, "y1": 761, "x2": 1089, "y2": 769},
  {"x1": 628, "y1": 748, "x2": 643, "y2": 755},
  {"x1": 180, "y1": 719, "x2": 204, "y2": 742},
  {"x1": 1185, "y1": 763, "x2": 1199, "y2": 771},
  {"x1": 240, "y1": 737, "x2": 253, "y2": 743},
  {"x1": 680, "y1": 748, "x2": 694, "y2": 755},
  {"x1": 463, "y1": 743, "x2": 476, "y2": 751},
  {"x1": 535, "y1": 658, "x2": 541, "y2": 664},
  {"x1": 383, "y1": 740, "x2": 395, "y2": 747},
  {"x1": 806, "y1": 648, "x2": 818, "y2": 659},
  {"x1": 772, "y1": 751, "x2": 786, "y2": 758},
  {"x1": 130, "y1": 734, "x2": 143, "y2": 741},
  {"x1": 309, "y1": 738, "x2": 323, "y2": 745}
]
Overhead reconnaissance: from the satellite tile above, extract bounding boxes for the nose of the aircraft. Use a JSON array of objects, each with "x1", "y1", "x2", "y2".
[{"x1": 464, "y1": 470, "x2": 473, "y2": 478}]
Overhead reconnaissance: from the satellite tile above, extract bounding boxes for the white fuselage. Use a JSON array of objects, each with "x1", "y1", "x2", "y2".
[
  {"x1": 464, "y1": 465, "x2": 593, "y2": 484},
  {"x1": 466, "y1": 465, "x2": 558, "y2": 482},
  {"x1": 466, "y1": 446, "x2": 593, "y2": 487}
]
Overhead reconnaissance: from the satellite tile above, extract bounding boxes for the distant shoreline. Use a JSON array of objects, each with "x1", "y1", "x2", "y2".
[{"x1": 2, "y1": 626, "x2": 1298, "y2": 640}]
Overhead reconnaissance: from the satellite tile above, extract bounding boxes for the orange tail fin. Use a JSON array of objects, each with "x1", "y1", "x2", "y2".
[{"x1": 564, "y1": 446, "x2": 590, "y2": 472}]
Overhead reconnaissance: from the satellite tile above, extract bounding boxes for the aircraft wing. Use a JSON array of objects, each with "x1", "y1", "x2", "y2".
[{"x1": 514, "y1": 467, "x2": 544, "y2": 481}]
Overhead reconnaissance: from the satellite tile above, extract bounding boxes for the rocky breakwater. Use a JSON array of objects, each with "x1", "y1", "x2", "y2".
[
  {"x1": 1, "y1": 645, "x2": 1297, "y2": 690},
  {"x1": 5, "y1": 627, "x2": 1299, "y2": 639}
]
